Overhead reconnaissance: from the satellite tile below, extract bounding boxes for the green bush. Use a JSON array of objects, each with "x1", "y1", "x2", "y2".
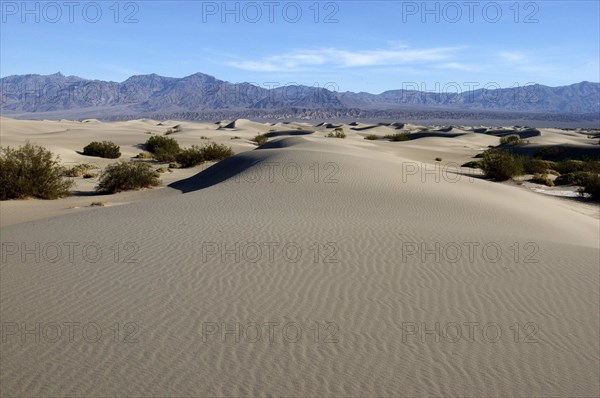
[
  {"x1": 96, "y1": 161, "x2": 160, "y2": 194},
  {"x1": 499, "y1": 135, "x2": 526, "y2": 145},
  {"x1": 327, "y1": 128, "x2": 346, "y2": 139},
  {"x1": 580, "y1": 173, "x2": 600, "y2": 201},
  {"x1": 0, "y1": 142, "x2": 73, "y2": 200},
  {"x1": 552, "y1": 160, "x2": 600, "y2": 175},
  {"x1": 555, "y1": 171, "x2": 596, "y2": 186},
  {"x1": 531, "y1": 174, "x2": 554, "y2": 187},
  {"x1": 480, "y1": 150, "x2": 524, "y2": 181},
  {"x1": 175, "y1": 142, "x2": 234, "y2": 168},
  {"x1": 64, "y1": 163, "x2": 96, "y2": 177},
  {"x1": 524, "y1": 159, "x2": 555, "y2": 174},
  {"x1": 384, "y1": 132, "x2": 410, "y2": 142},
  {"x1": 176, "y1": 145, "x2": 206, "y2": 168},
  {"x1": 364, "y1": 134, "x2": 378, "y2": 140},
  {"x1": 197, "y1": 142, "x2": 234, "y2": 161},
  {"x1": 253, "y1": 134, "x2": 268, "y2": 145},
  {"x1": 145, "y1": 136, "x2": 181, "y2": 162},
  {"x1": 83, "y1": 141, "x2": 121, "y2": 159}
]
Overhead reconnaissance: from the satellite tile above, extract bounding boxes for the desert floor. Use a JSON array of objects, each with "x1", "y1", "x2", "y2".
[{"x1": 1, "y1": 118, "x2": 598, "y2": 397}]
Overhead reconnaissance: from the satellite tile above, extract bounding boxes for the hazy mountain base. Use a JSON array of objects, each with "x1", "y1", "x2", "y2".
[{"x1": 3, "y1": 108, "x2": 600, "y2": 129}]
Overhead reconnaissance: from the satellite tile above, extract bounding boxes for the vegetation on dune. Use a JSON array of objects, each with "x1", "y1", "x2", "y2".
[
  {"x1": 384, "y1": 132, "x2": 410, "y2": 142},
  {"x1": 0, "y1": 142, "x2": 73, "y2": 200},
  {"x1": 479, "y1": 150, "x2": 525, "y2": 181},
  {"x1": 253, "y1": 134, "x2": 268, "y2": 145},
  {"x1": 96, "y1": 161, "x2": 160, "y2": 193},
  {"x1": 63, "y1": 163, "x2": 97, "y2": 177},
  {"x1": 145, "y1": 135, "x2": 181, "y2": 162},
  {"x1": 327, "y1": 128, "x2": 346, "y2": 138},
  {"x1": 530, "y1": 173, "x2": 554, "y2": 187},
  {"x1": 579, "y1": 173, "x2": 600, "y2": 201},
  {"x1": 499, "y1": 135, "x2": 528, "y2": 146},
  {"x1": 364, "y1": 134, "x2": 378, "y2": 140},
  {"x1": 83, "y1": 141, "x2": 121, "y2": 159},
  {"x1": 175, "y1": 142, "x2": 235, "y2": 168}
]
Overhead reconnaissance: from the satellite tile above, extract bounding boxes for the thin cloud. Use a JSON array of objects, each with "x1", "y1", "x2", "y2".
[{"x1": 228, "y1": 46, "x2": 462, "y2": 72}]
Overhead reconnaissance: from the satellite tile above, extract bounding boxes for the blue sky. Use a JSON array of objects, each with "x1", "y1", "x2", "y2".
[{"x1": 1, "y1": 1, "x2": 599, "y2": 93}]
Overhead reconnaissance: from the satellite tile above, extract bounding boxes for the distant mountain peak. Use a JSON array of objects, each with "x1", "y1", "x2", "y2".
[{"x1": 1, "y1": 73, "x2": 598, "y2": 118}]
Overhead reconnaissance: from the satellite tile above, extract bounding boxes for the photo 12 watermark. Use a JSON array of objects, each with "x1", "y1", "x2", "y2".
[
  {"x1": 200, "y1": 241, "x2": 340, "y2": 264},
  {"x1": 1, "y1": 321, "x2": 140, "y2": 344},
  {"x1": 201, "y1": 321, "x2": 339, "y2": 343},
  {"x1": 401, "y1": 321, "x2": 540, "y2": 343},
  {"x1": 0, "y1": 241, "x2": 140, "y2": 264},
  {"x1": 1, "y1": 1, "x2": 141, "y2": 23},
  {"x1": 399, "y1": 241, "x2": 540, "y2": 264},
  {"x1": 399, "y1": 1, "x2": 540, "y2": 24},
  {"x1": 200, "y1": 1, "x2": 340, "y2": 23},
  {"x1": 234, "y1": 161, "x2": 340, "y2": 184}
]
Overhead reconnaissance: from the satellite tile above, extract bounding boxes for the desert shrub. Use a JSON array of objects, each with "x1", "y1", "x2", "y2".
[
  {"x1": 200, "y1": 136, "x2": 209, "y2": 140},
  {"x1": 253, "y1": 134, "x2": 268, "y2": 145},
  {"x1": 435, "y1": 157, "x2": 442, "y2": 162},
  {"x1": 554, "y1": 171, "x2": 596, "y2": 186},
  {"x1": 531, "y1": 174, "x2": 554, "y2": 187},
  {"x1": 176, "y1": 143, "x2": 234, "y2": 168},
  {"x1": 145, "y1": 135, "x2": 181, "y2": 162},
  {"x1": 231, "y1": 136, "x2": 241, "y2": 140},
  {"x1": 176, "y1": 145, "x2": 205, "y2": 168},
  {"x1": 0, "y1": 142, "x2": 73, "y2": 200},
  {"x1": 198, "y1": 142, "x2": 234, "y2": 161},
  {"x1": 384, "y1": 132, "x2": 410, "y2": 142},
  {"x1": 461, "y1": 161, "x2": 482, "y2": 169},
  {"x1": 524, "y1": 159, "x2": 554, "y2": 174},
  {"x1": 479, "y1": 150, "x2": 524, "y2": 181},
  {"x1": 580, "y1": 174, "x2": 600, "y2": 201},
  {"x1": 500, "y1": 135, "x2": 524, "y2": 145},
  {"x1": 156, "y1": 166, "x2": 171, "y2": 173},
  {"x1": 83, "y1": 172, "x2": 97, "y2": 179},
  {"x1": 64, "y1": 163, "x2": 96, "y2": 177},
  {"x1": 96, "y1": 161, "x2": 160, "y2": 194},
  {"x1": 364, "y1": 134, "x2": 378, "y2": 140},
  {"x1": 534, "y1": 146, "x2": 566, "y2": 158},
  {"x1": 169, "y1": 162, "x2": 181, "y2": 169},
  {"x1": 135, "y1": 151, "x2": 153, "y2": 159},
  {"x1": 327, "y1": 129, "x2": 346, "y2": 138},
  {"x1": 83, "y1": 141, "x2": 121, "y2": 159},
  {"x1": 552, "y1": 160, "x2": 585, "y2": 174}
]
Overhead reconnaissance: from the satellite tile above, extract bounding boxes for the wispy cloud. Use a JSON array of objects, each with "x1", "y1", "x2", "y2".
[
  {"x1": 227, "y1": 45, "x2": 462, "y2": 72},
  {"x1": 497, "y1": 51, "x2": 530, "y2": 64}
]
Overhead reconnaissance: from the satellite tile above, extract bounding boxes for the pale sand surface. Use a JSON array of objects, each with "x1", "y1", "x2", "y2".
[{"x1": 1, "y1": 118, "x2": 598, "y2": 397}]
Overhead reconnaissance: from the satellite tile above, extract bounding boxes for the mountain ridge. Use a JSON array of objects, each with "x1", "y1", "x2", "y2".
[{"x1": 1, "y1": 73, "x2": 599, "y2": 119}]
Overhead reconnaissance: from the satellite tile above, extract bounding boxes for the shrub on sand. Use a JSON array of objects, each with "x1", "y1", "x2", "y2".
[
  {"x1": 145, "y1": 136, "x2": 181, "y2": 162},
  {"x1": 253, "y1": 134, "x2": 268, "y2": 145},
  {"x1": 0, "y1": 142, "x2": 74, "y2": 200},
  {"x1": 96, "y1": 161, "x2": 160, "y2": 194},
  {"x1": 480, "y1": 150, "x2": 524, "y2": 181},
  {"x1": 83, "y1": 141, "x2": 121, "y2": 159}
]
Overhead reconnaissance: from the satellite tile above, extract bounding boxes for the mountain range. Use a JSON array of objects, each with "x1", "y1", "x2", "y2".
[{"x1": 1, "y1": 72, "x2": 599, "y2": 121}]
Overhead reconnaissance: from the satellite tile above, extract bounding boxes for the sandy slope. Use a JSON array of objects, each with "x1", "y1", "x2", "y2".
[{"x1": 0, "y1": 119, "x2": 599, "y2": 397}]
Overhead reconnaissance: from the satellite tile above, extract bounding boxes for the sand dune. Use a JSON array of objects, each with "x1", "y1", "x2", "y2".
[{"x1": 1, "y1": 118, "x2": 598, "y2": 397}]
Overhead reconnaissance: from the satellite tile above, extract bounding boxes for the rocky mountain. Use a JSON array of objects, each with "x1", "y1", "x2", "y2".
[{"x1": 1, "y1": 72, "x2": 598, "y2": 119}]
